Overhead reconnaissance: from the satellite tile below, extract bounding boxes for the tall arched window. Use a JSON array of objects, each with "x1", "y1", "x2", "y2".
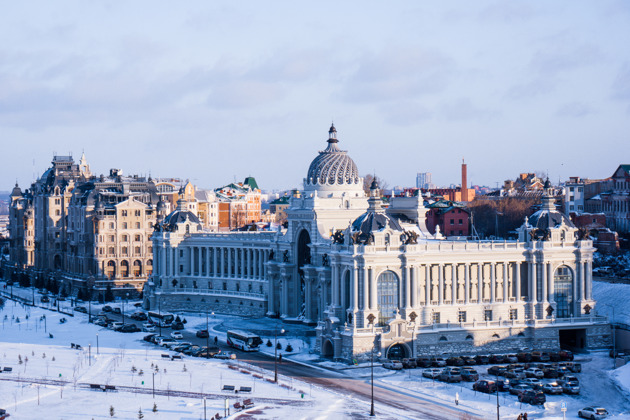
[
  {"x1": 121, "y1": 260, "x2": 129, "y2": 277},
  {"x1": 554, "y1": 265, "x2": 574, "y2": 318},
  {"x1": 377, "y1": 270, "x2": 399, "y2": 325}
]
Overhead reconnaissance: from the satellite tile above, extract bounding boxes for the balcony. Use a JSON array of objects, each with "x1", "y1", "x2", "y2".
[{"x1": 166, "y1": 288, "x2": 266, "y2": 301}]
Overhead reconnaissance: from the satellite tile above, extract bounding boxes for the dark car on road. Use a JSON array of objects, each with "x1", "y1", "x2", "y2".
[
  {"x1": 41, "y1": 296, "x2": 50, "y2": 303},
  {"x1": 558, "y1": 350, "x2": 574, "y2": 361},
  {"x1": 102, "y1": 305, "x2": 113, "y2": 312},
  {"x1": 519, "y1": 390, "x2": 546, "y2": 405},
  {"x1": 474, "y1": 355, "x2": 490, "y2": 365},
  {"x1": 130, "y1": 312, "x2": 148, "y2": 321},
  {"x1": 112, "y1": 307, "x2": 121, "y2": 315},
  {"x1": 487, "y1": 365, "x2": 507, "y2": 376},
  {"x1": 75, "y1": 306, "x2": 87, "y2": 313},
  {"x1": 196, "y1": 330, "x2": 210, "y2": 338},
  {"x1": 402, "y1": 358, "x2": 417, "y2": 369},
  {"x1": 171, "y1": 321, "x2": 185, "y2": 330},
  {"x1": 119, "y1": 324, "x2": 140, "y2": 333}
]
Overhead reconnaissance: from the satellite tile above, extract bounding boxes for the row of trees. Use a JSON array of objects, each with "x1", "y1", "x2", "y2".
[{"x1": 468, "y1": 198, "x2": 539, "y2": 239}]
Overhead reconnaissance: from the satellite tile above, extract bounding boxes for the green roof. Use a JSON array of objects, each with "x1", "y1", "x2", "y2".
[
  {"x1": 243, "y1": 176, "x2": 259, "y2": 190},
  {"x1": 270, "y1": 195, "x2": 290, "y2": 205}
]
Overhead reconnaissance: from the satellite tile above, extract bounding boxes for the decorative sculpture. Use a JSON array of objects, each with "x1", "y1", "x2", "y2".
[
  {"x1": 332, "y1": 229, "x2": 345, "y2": 244},
  {"x1": 367, "y1": 313, "x2": 376, "y2": 325},
  {"x1": 283, "y1": 250, "x2": 290, "y2": 263},
  {"x1": 583, "y1": 304, "x2": 592, "y2": 315},
  {"x1": 400, "y1": 230, "x2": 418, "y2": 245},
  {"x1": 322, "y1": 253, "x2": 329, "y2": 267}
]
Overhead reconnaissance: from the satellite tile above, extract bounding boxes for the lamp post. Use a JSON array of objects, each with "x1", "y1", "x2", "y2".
[
  {"x1": 604, "y1": 303, "x2": 616, "y2": 368},
  {"x1": 370, "y1": 348, "x2": 382, "y2": 416},
  {"x1": 96, "y1": 333, "x2": 99, "y2": 355},
  {"x1": 158, "y1": 296, "x2": 162, "y2": 337},
  {"x1": 274, "y1": 326, "x2": 285, "y2": 383},
  {"x1": 88, "y1": 287, "x2": 92, "y2": 324},
  {"x1": 122, "y1": 292, "x2": 129, "y2": 325},
  {"x1": 206, "y1": 311, "x2": 210, "y2": 359}
]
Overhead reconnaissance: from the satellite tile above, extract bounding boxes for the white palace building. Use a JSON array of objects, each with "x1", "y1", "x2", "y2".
[{"x1": 146, "y1": 125, "x2": 611, "y2": 361}]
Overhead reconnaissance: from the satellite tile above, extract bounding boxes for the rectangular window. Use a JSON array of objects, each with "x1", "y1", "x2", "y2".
[
  {"x1": 135, "y1": 246, "x2": 141, "y2": 254},
  {"x1": 135, "y1": 210, "x2": 141, "y2": 217},
  {"x1": 450, "y1": 220, "x2": 454, "y2": 225},
  {"x1": 484, "y1": 310, "x2": 492, "y2": 321},
  {"x1": 432, "y1": 312, "x2": 440, "y2": 324},
  {"x1": 208, "y1": 281, "x2": 213, "y2": 289},
  {"x1": 109, "y1": 235, "x2": 115, "y2": 242},
  {"x1": 509, "y1": 309, "x2": 518, "y2": 320},
  {"x1": 223, "y1": 282, "x2": 227, "y2": 291},
  {"x1": 179, "y1": 265, "x2": 183, "y2": 273},
  {"x1": 458, "y1": 219, "x2": 463, "y2": 224},
  {"x1": 135, "y1": 222, "x2": 141, "y2": 229},
  {"x1": 458, "y1": 311, "x2": 466, "y2": 322}
]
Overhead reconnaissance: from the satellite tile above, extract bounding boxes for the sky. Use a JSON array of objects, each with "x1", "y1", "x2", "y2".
[{"x1": 1, "y1": 1, "x2": 630, "y2": 193}]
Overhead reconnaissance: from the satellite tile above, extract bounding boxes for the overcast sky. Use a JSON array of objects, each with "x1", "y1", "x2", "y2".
[{"x1": 2, "y1": 1, "x2": 629, "y2": 193}]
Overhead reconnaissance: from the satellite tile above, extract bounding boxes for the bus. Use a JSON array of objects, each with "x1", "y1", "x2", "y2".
[
  {"x1": 226, "y1": 330, "x2": 263, "y2": 351},
  {"x1": 147, "y1": 311, "x2": 174, "y2": 328}
]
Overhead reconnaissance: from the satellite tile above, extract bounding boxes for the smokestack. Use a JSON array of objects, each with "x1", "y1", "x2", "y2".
[{"x1": 461, "y1": 158, "x2": 469, "y2": 202}]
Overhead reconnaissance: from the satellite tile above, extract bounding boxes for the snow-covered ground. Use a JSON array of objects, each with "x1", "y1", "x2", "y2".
[
  {"x1": 2, "y1": 280, "x2": 630, "y2": 419},
  {"x1": 592, "y1": 280, "x2": 630, "y2": 325}
]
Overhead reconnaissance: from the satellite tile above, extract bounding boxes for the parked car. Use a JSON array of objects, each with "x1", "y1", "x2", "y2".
[
  {"x1": 460, "y1": 368, "x2": 479, "y2": 382},
  {"x1": 196, "y1": 329, "x2": 210, "y2": 338},
  {"x1": 422, "y1": 368, "x2": 442, "y2": 379},
  {"x1": 521, "y1": 378, "x2": 542, "y2": 388},
  {"x1": 462, "y1": 356, "x2": 477, "y2": 366},
  {"x1": 518, "y1": 390, "x2": 546, "y2": 405},
  {"x1": 578, "y1": 407, "x2": 609, "y2": 419},
  {"x1": 130, "y1": 312, "x2": 148, "y2": 321},
  {"x1": 171, "y1": 321, "x2": 185, "y2": 330},
  {"x1": 542, "y1": 382, "x2": 563, "y2": 395},
  {"x1": 505, "y1": 368, "x2": 526, "y2": 380},
  {"x1": 489, "y1": 354, "x2": 506, "y2": 364},
  {"x1": 509, "y1": 384, "x2": 532, "y2": 395},
  {"x1": 142, "y1": 324, "x2": 156, "y2": 332},
  {"x1": 74, "y1": 306, "x2": 87, "y2": 313},
  {"x1": 109, "y1": 322, "x2": 124, "y2": 331},
  {"x1": 182, "y1": 345, "x2": 200, "y2": 356},
  {"x1": 119, "y1": 324, "x2": 140, "y2": 333},
  {"x1": 94, "y1": 319, "x2": 108, "y2": 327},
  {"x1": 194, "y1": 347, "x2": 221, "y2": 358},
  {"x1": 416, "y1": 357, "x2": 432, "y2": 368},
  {"x1": 430, "y1": 357, "x2": 447, "y2": 367},
  {"x1": 402, "y1": 358, "x2": 417, "y2": 369},
  {"x1": 558, "y1": 350, "x2": 574, "y2": 361},
  {"x1": 542, "y1": 367, "x2": 560, "y2": 379},
  {"x1": 496, "y1": 379, "x2": 511, "y2": 392},
  {"x1": 102, "y1": 305, "x2": 113, "y2": 312},
  {"x1": 150, "y1": 335, "x2": 166, "y2": 344},
  {"x1": 473, "y1": 380, "x2": 497, "y2": 393},
  {"x1": 525, "y1": 368, "x2": 544, "y2": 379},
  {"x1": 112, "y1": 307, "x2": 121, "y2": 315},
  {"x1": 438, "y1": 367, "x2": 462, "y2": 383},
  {"x1": 562, "y1": 381, "x2": 581, "y2": 395},
  {"x1": 517, "y1": 352, "x2": 533, "y2": 363},
  {"x1": 158, "y1": 337, "x2": 177, "y2": 347},
  {"x1": 169, "y1": 341, "x2": 192, "y2": 351},
  {"x1": 446, "y1": 356, "x2": 464, "y2": 366},
  {"x1": 382, "y1": 360, "x2": 403, "y2": 370},
  {"x1": 487, "y1": 365, "x2": 507, "y2": 376},
  {"x1": 170, "y1": 331, "x2": 183, "y2": 340},
  {"x1": 41, "y1": 296, "x2": 50, "y2": 303},
  {"x1": 559, "y1": 375, "x2": 579, "y2": 385},
  {"x1": 566, "y1": 362, "x2": 582, "y2": 373},
  {"x1": 474, "y1": 355, "x2": 490, "y2": 365},
  {"x1": 214, "y1": 352, "x2": 236, "y2": 360},
  {"x1": 143, "y1": 334, "x2": 157, "y2": 342}
]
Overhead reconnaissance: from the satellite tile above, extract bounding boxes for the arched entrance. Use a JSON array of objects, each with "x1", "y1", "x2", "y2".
[
  {"x1": 296, "y1": 229, "x2": 311, "y2": 317},
  {"x1": 386, "y1": 343, "x2": 408, "y2": 360},
  {"x1": 322, "y1": 339, "x2": 334, "y2": 358}
]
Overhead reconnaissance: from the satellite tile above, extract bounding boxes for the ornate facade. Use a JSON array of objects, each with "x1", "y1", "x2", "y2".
[{"x1": 147, "y1": 125, "x2": 610, "y2": 361}]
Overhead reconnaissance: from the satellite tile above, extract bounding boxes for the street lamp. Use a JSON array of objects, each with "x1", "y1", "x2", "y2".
[
  {"x1": 370, "y1": 348, "x2": 382, "y2": 416},
  {"x1": 96, "y1": 333, "x2": 99, "y2": 355},
  {"x1": 603, "y1": 303, "x2": 616, "y2": 368},
  {"x1": 206, "y1": 311, "x2": 210, "y2": 358},
  {"x1": 274, "y1": 325, "x2": 285, "y2": 383},
  {"x1": 122, "y1": 292, "x2": 129, "y2": 324}
]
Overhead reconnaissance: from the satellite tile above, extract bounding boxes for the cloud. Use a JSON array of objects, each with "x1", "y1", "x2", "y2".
[
  {"x1": 439, "y1": 98, "x2": 496, "y2": 121},
  {"x1": 505, "y1": 77, "x2": 556, "y2": 100},
  {"x1": 612, "y1": 63, "x2": 630, "y2": 101},
  {"x1": 381, "y1": 101, "x2": 433, "y2": 126},
  {"x1": 478, "y1": 1, "x2": 539, "y2": 23},
  {"x1": 530, "y1": 44, "x2": 603, "y2": 75},
  {"x1": 338, "y1": 48, "x2": 455, "y2": 104},
  {"x1": 555, "y1": 102, "x2": 594, "y2": 118}
]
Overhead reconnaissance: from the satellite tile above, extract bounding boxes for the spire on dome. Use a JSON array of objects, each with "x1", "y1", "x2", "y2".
[{"x1": 328, "y1": 123, "x2": 338, "y2": 143}]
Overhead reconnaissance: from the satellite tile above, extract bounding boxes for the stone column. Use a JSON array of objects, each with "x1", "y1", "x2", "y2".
[
  {"x1": 547, "y1": 263, "x2": 554, "y2": 303},
  {"x1": 581, "y1": 262, "x2": 587, "y2": 301},
  {"x1": 438, "y1": 264, "x2": 443, "y2": 305},
  {"x1": 573, "y1": 262, "x2": 579, "y2": 309},
  {"x1": 503, "y1": 261, "x2": 508, "y2": 303},
  {"x1": 362, "y1": 266, "x2": 369, "y2": 311},
  {"x1": 241, "y1": 249, "x2": 246, "y2": 279},
  {"x1": 464, "y1": 263, "x2": 470, "y2": 304},
  {"x1": 477, "y1": 264, "x2": 483, "y2": 301},
  {"x1": 515, "y1": 262, "x2": 521, "y2": 301},
  {"x1": 353, "y1": 266, "x2": 359, "y2": 311},
  {"x1": 160, "y1": 244, "x2": 167, "y2": 280},
  {"x1": 404, "y1": 265, "x2": 410, "y2": 308},
  {"x1": 410, "y1": 266, "x2": 417, "y2": 308},
  {"x1": 425, "y1": 265, "x2": 430, "y2": 305},
  {"x1": 541, "y1": 261, "x2": 548, "y2": 303},
  {"x1": 450, "y1": 264, "x2": 456, "y2": 304},
  {"x1": 267, "y1": 273, "x2": 276, "y2": 315},
  {"x1": 586, "y1": 261, "x2": 592, "y2": 300},
  {"x1": 530, "y1": 262, "x2": 538, "y2": 304},
  {"x1": 490, "y1": 262, "x2": 496, "y2": 303},
  {"x1": 198, "y1": 247, "x2": 203, "y2": 277},
  {"x1": 174, "y1": 246, "x2": 179, "y2": 279},
  {"x1": 369, "y1": 268, "x2": 377, "y2": 310}
]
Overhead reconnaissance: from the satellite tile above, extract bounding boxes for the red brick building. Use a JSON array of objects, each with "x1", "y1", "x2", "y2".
[{"x1": 425, "y1": 200, "x2": 470, "y2": 237}]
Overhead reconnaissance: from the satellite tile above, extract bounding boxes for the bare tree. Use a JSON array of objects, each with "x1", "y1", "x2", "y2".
[{"x1": 363, "y1": 174, "x2": 388, "y2": 195}]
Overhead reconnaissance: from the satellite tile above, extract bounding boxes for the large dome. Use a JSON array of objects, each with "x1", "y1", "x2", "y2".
[{"x1": 305, "y1": 124, "x2": 361, "y2": 189}]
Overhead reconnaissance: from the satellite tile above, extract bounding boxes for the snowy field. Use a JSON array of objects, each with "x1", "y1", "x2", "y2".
[
  {"x1": 1, "y1": 280, "x2": 630, "y2": 419},
  {"x1": 0, "y1": 297, "x2": 371, "y2": 420}
]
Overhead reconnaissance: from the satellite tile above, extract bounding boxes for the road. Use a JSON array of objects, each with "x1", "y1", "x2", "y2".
[{"x1": 98, "y1": 309, "x2": 481, "y2": 420}]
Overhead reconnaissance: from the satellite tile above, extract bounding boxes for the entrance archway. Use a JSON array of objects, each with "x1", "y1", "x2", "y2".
[
  {"x1": 322, "y1": 339, "x2": 334, "y2": 358},
  {"x1": 386, "y1": 342, "x2": 408, "y2": 360}
]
